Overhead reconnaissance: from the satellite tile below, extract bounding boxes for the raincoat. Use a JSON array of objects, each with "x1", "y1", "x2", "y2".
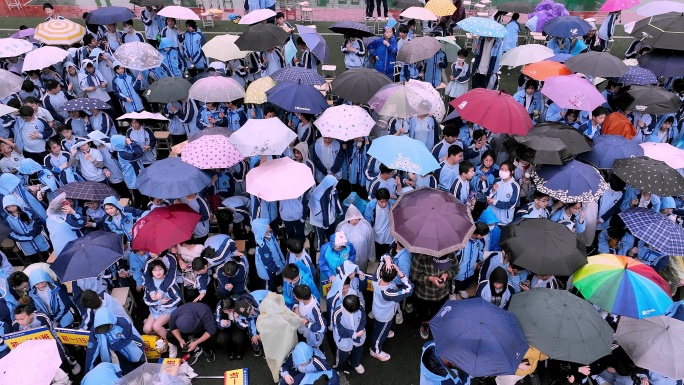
[{"x1": 335, "y1": 204, "x2": 374, "y2": 273}]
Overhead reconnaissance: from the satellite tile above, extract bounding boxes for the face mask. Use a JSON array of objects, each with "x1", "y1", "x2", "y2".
[
  {"x1": 356, "y1": 141, "x2": 362, "y2": 147},
  {"x1": 499, "y1": 170, "x2": 511, "y2": 180},
  {"x1": 495, "y1": 287, "x2": 504, "y2": 294}
]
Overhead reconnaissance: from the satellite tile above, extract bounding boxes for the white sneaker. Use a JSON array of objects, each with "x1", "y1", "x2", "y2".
[
  {"x1": 368, "y1": 311, "x2": 375, "y2": 319},
  {"x1": 168, "y1": 344, "x2": 178, "y2": 358},
  {"x1": 355, "y1": 364, "x2": 365, "y2": 374},
  {"x1": 395, "y1": 310, "x2": 403, "y2": 325},
  {"x1": 459, "y1": 290, "x2": 470, "y2": 299},
  {"x1": 387, "y1": 330, "x2": 395, "y2": 338},
  {"x1": 370, "y1": 349, "x2": 391, "y2": 361}
]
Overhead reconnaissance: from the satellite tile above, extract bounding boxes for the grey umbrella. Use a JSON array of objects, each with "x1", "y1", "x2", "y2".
[
  {"x1": 331, "y1": 68, "x2": 393, "y2": 104},
  {"x1": 144, "y1": 76, "x2": 192, "y2": 103},
  {"x1": 0, "y1": 69, "x2": 22, "y2": 99},
  {"x1": 396, "y1": 36, "x2": 442, "y2": 64},
  {"x1": 508, "y1": 289, "x2": 614, "y2": 365},
  {"x1": 565, "y1": 51, "x2": 629, "y2": 78},
  {"x1": 235, "y1": 24, "x2": 290, "y2": 51}
]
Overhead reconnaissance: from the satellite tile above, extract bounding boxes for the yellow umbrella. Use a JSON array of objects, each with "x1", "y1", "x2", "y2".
[
  {"x1": 35, "y1": 20, "x2": 86, "y2": 46},
  {"x1": 425, "y1": 0, "x2": 457, "y2": 17},
  {"x1": 245, "y1": 76, "x2": 277, "y2": 104},
  {"x1": 202, "y1": 34, "x2": 252, "y2": 62}
]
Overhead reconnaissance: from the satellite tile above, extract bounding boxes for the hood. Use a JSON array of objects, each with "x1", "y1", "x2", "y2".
[
  {"x1": 489, "y1": 266, "x2": 508, "y2": 294},
  {"x1": 47, "y1": 192, "x2": 67, "y2": 217},
  {"x1": 294, "y1": 142, "x2": 310, "y2": 163},
  {"x1": 660, "y1": 197, "x2": 676, "y2": 211},
  {"x1": 252, "y1": 218, "x2": 270, "y2": 246},
  {"x1": 338, "y1": 260, "x2": 358, "y2": 281},
  {"x1": 159, "y1": 37, "x2": 174, "y2": 50},
  {"x1": 93, "y1": 307, "x2": 117, "y2": 328},
  {"x1": 110, "y1": 135, "x2": 127, "y2": 151},
  {"x1": 89, "y1": 48, "x2": 103, "y2": 59},
  {"x1": 311, "y1": 175, "x2": 338, "y2": 201},
  {"x1": 82, "y1": 363, "x2": 122, "y2": 384},
  {"x1": 175, "y1": 311, "x2": 199, "y2": 333},
  {"x1": 0, "y1": 173, "x2": 21, "y2": 195},
  {"x1": 81, "y1": 59, "x2": 94, "y2": 70},
  {"x1": 292, "y1": 342, "x2": 313, "y2": 366},
  {"x1": 344, "y1": 204, "x2": 363, "y2": 222},
  {"x1": 73, "y1": 139, "x2": 92, "y2": 149},
  {"x1": 478, "y1": 208, "x2": 499, "y2": 225},
  {"x1": 88, "y1": 130, "x2": 112, "y2": 149},
  {"x1": 29, "y1": 269, "x2": 54, "y2": 288},
  {"x1": 17, "y1": 159, "x2": 44, "y2": 175},
  {"x1": 103, "y1": 196, "x2": 124, "y2": 213},
  {"x1": 76, "y1": 277, "x2": 107, "y2": 294},
  {"x1": 3, "y1": 195, "x2": 24, "y2": 210},
  {"x1": 65, "y1": 60, "x2": 77, "y2": 70}
]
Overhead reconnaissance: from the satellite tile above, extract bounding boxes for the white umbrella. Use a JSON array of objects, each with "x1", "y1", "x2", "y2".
[
  {"x1": 157, "y1": 5, "x2": 200, "y2": 20},
  {"x1": 229, "y1": 117, "x2": 297, "y2": 157},
  {"x1": 400, "y1": 6, "x2": 439, "y2": 21},
  {"x1": 188, "y1": 76, "x2": 245, "y2": 103},
  {"x1": 202, "y1": 34, "x2": 252, "y2": 62},
  {"x1": 314, "y1": 105, "x2": 375, "y2": 141},
  {"x1": 0, "y1": 69, "x2": 23, "y2": 99},
  {"x1": 501, "y1": 44, "x2": 555, "y2": 67},
  {"x1": 117, "y1": 111, "x2": 169, "y2": 121},
  {"x1": 637, "y1": 0, "x2": 684, "y2": 16},
  {"x1": 239, "y1": 9, "x2": 277, "y2": 24},
  {"x1": 0, "y1": 38, "x2": 34, "y2": 59},
  {"x1": 113, "y1": 42, "x2": 163, "y2": 71},
  {"x1": 0, "y1": 104, "x2": 17, "y2": 117},
  {"x1": 22, "y1": 46, "x2": 69, "y2": 72}
]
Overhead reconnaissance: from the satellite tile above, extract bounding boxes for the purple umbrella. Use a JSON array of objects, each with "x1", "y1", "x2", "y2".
[
  {"x1": 637, "y1": 49, "x2": 684, "y2": 78},
  {"x1": 390, "y1": 188, "x2": 475, "y2": 257},
  {"x1": 541, "y1": 75, "x2": 606, "y2": 112},
  {"x1": 85, "y1": 6, "x2": 137, "y2": 25},
  {"x1": 297, "y1": 27, "x2": 330, "y2": 64},
  {"x1": 10, "y1": 28, "x2": 36, "y2": 42}
]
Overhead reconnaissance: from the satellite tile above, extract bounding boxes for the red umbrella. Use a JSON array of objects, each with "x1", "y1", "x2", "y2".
[
  {"x1": 131, "y1": 204, "x2": 201, "y2": 254},
  {"x1": 449, "y1": 89, "x2": 534, "y2": 135}
]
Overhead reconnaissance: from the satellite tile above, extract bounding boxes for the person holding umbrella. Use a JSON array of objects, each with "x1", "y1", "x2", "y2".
[
  {"x1": 112, "y1": 63, "x2": 144, "y2": 113},
  {"x1": 125, "y1": 119, "x2": 156, "y2": 166},
  {"x1": 476, "y1": 266, "x2": 514, "y2": 309},
  {"x1": 579, "y1": 107, "x2": 608, "y2": 139},
  {"x1": 294, "y1": 36, "x2": 319, "y2": 72}
]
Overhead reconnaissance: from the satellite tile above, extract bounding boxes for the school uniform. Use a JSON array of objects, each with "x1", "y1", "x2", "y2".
[
  {"x1": 112, "y1": 72, "x2": 144, "y2": 113},
  {"x1": 432, "y1": 139, "x2": 465, "y2": 162},
  {"x1": 341, "y1": 39, "x2": 366, "y2": 69},
  {"x1": 450, "y1": 176, "x2": 471, "y2": 204},
  {"x1": 597, "y1": 229, "x2": 635, "y2": 255},
  {"x1": 332, "y1": 299, "x2": 366, "y2": 370},
  {"x1": 86, "y1": 111, "x2": 116, "y2": 137},
  {"x1": 182, "y1": 29, "x2": 208, "y2": 70},
  {"x1": 261, "y1": 49, "x2": 285, "y2": 77},
  {"x1": 217, "y1": 257, "x2": 248, "y2": 298},
  {"x1": 363, "y1": 269, "x2": 413, "y2": 354},
  {"x1": 252, "y1": 218, "x2": 286, "y2": 290},
  {"x1": 486, "y1": 178, "x2": 521, "y2": 225},
  {"x1": 514, "y1": 202, "x2": 550, "y2": 220},
  {"x1": 311, "y1": 137, "x2": 345, "y2": 183},
  {"x1": 408, "y1": 116, "x2": 439, "y2": 150},
  {"x1": 454, "y1": 238, "x2": 484, "y2": 292},
  {"x1": 294, "y1": 298, "x2": 326, "y2": 347},
  {"x1": 434, "y1": 161, "x2": 460, "y2": 191},
  {"x1": 578, "y1": 120, "x2": 602, "y2": 139},
  {"x1": 43, "y1": 90, "x2": 74, "y2": 123},
  {"x1": 126, "y1": 126, "x2": 157, "y2": 165},
  {"x1": 596, "y1": 188, "x2": 624, "y2": 231}
]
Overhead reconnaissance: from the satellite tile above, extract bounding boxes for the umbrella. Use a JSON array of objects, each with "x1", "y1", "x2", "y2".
[
  {"x1": 52, "y1": 231, "x2": 124, "y2": 282},
  {"x1": 392, "y1": 0, "x2": 423, "y2": 8},
  {"x1": 615, "y1": 316, "x2": 684, "y2": 380},
  {"x1": 573, "y1": 254, "x2": 672, "y2": 318},
  {"x1": 531, "y1": 160, "x2": 608, "y2": 203},
  {"x1": 331, "y1": 68, "x2": 392, "y2": 104},
  {"x1": 612, "y1": 85, "x2": 681, "y2": 115},
  {"x1": 637, "y1": 0, "x2": 684, "y2": 16},
  {"x1": 0, "y1": 340, "x2": 62, "y2": 385},
  {"x1": 157, "y1": 5, "x2": 200, "y2": 20},
  {"x1": 504, "y1": 135, "x2": 572, "y2": 165},
  {"x1": 10, "y1": 28, "x2": 36, "y2": 41},
  {"x1": 314, "y1": 105, "x2": 375, "y2": 141},
  {"x1": 369, "y1": 82, "x2": 437, "y2": 120},
  {"x1": 501, "y1": 218, "x2": 587, "y2": 275},
  {"x1": 400, "y1": 7, "x2": 439, "y2": 21},
  {"x1": 137, "y1": 158, "x2": 212, "y2": 199},
  {"x1": 450, "y1": 89, "x2": 533, "y2": 135},
  {"x1": 425, "y1": 0, "x2": 457, "y2": 16},
  {"x1": 0, "y1": 104, "x2": 18, "y2": 117},
  {"x1": 229, "y1": 117, "x2": 297, "y2": 157},
  {"x1": 541, "y1": 75, "x2": 606, "y2": 112},
  {"x1": 245, "y1": 76, "x2": 276, "y2": 104},
  {"x1": 396, "y1": 36, "x2": 442, "y2": 64},
  {"x1": 637, "y1": 49, "x2": 684, "y2": 78},
  {"x1": 0, "y1": 38, "x2": 34, "y2": 59},
  {"x1": 144, "y1": 77, "x2": 191, "y2": 103},
  {"x1": 188, "y1": 76, "x2": 245, "y2": 103},
  {"x1": 457, "y1": 17, "x2": 508, "y2": 38},
  {"x1": 0, "y1": 69, "x2": 23, "y2": 99},
  {"x1": 235, "y1": 23, "x2": 290, "y2": 51},
  {"x1": 408, "y1": 79, "x2": 446, "y2": 122},
  {"x1": 238, "y1": 8, "x2": 276, "y2": 24},
  {"x1": 188, "y1": 126, "x2": 232, "y2": 142},
  {"x1": 246, "y1": 157, "x2": 315, "y2": 202},
  {"x1": 600, "y1": 0, "x2": 639, "y2": 12},
  {"x1": 578, "y1": 134, "x2": 644, "y2": 169},
  {"x1": 630, "y1": 12, "x2": 683, "y2": 50},
  {"x1": 297, "y1": 29, "x2": 329, "y2": 63},
  {"x1": 86, "y1": 6, "x2": 136, "y2": 25},
  {"x1": 613, "y1": 157, "x2": 684, "y2": 195},
  {"x1": 640, "y1": 142, "x2": 684, "y2": 169},
  {"x1": 500, "y1": 44, "x2": 555, "y2": 67},
  {"x1": 368, "y1": 136, "x2": 440, "y2": 175},
  {"x1": 328, "y1": 21, "x2": 374, "y2": 38},
  {"x1": 542, "y1": 16, "x2": 593, "y2": 38},
  {"x1": 522, "y1": 61, "x2": 573, "y2": 81},
  {"x1": 131, "y1": 204, "x2": 201, "y2": 254},
  {"x1": 547, "y1": 53, "x2": 573, "y2": 63},
  {"x1": 619, "y1": 207, "x2": 684, "y2": 256},
  {"x1": 271, "y1": 67, "x2": 325, "y2": 86},
  {"x1": 434, "y1": 36, "x2": 461, "y2": 62},
  {"x1": 509, "y1": 289, "x2": 614, "y2": 365},
  {"x1": 497, "y1": 1, "x2": 535, "y2": 13},
  {"x1": 181, "y1": 135, "x2": 243, "y2": 169},
  {"x1": 266, "y1": 80, "x2": 328, "y2": 114},
  {"x1": 565, "y1": 51, "x2": 629, "y2": 77},
  {"x1": 615, "y1": 65, "x2": 658, "y2": 85},
  {"x1": 429, "y1": 299, "x2": 529, "y2": 377},
  {"x1": 59, "y1": 98, "x2": 111, "y2": 111},
  {"x1": 117, "y1": 111, "x2": 168, "y2": 121},
  {"x1": 528, "y1": 122, "x2": 593, "y2": 155},
  {"x1": 113, "y1": 42, "x2": 163, "y2": 71},
  {"x1": 202, "y1": 34, "x2": 252, "y2": 62},
  {"x1": 21, "y1": 46, "x2": 68, "y2": 72},
  {"x1": 54, "y1": 181, "x2": 119, "y2": 201},
  {"x1": 34, "y1": 20, "x2": 86, "y2": 46}
]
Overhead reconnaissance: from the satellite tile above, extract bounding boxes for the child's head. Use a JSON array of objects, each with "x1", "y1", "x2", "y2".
[
  {"x1": 398, "y1": 25, "x2": 409, "y2": 38},
  {"x1": 607, "y1": 226, "x2": 626, "y2": 241},
  {"x1": 383, "y1": 26, "x2": 393, "y2": 39},
  {"x1": 18, "y1": 106, "x2": 35, "y2": 122},
  {"x1": 481, "y1": 150, "x2": 496, "y2": 168},
  {"x1": 192, "y1": 257, "x2": 209, "y2": 274},
  {"x1": 23, "y1": 97, "x2": 40, "y2": 113},
  {"x1": 43, "y1": 2, "x2": 54, "y2": 16},
  {"x1": 591, "y1": 106, "x2": 607, "y2": 125},
  {"x1": 342, "y1": 294, "x2": 360, "y2": 313},
  {"x1": 380, "y1": 265, "x2": 398, "y2": 283},
  {"x1": 84, "y1": 201, "x2": 100, "y2": 210},
  {"x1": 13, "y1": 304, "x2": 36, "y2": 327},
  {"x1": 221, "y1": 297, "x2": 235, "y2": 314},
  {"x1": 59, "y1": 124, "x2": 73, "y2": 138},
  {"x1": 166, "y1": 17, "x2": 176, "y2": 27},
  {"x1": 457, "y1": 48, "x2": 469, "y2": 61},
  {"x1": 459, "y1": 161, "x2": 475, "y2": 180},
  {"x1": 524, "y1": 79, "x2": 538, "y2": 95},
  {"x1": 606, "y1": 80, "x2": 622, "y2": 93},
  {"x1": 660, "y1": 116, "x2": 675, "y2": 132},
  {"x1": 282, "y1": 263, "x2": 301, "y2": 284},
  {"x1": 223, "y1": 261, "x2": 239, "y2": 277},
  {"x1": 442, "y1": 124, "x2": 458, "y2": 144},
  {"x1": 80, "y1": 289, "x2": 104, "y2": 310},
  {"x1": 379, "y1": 163, "x2": 394, "y2": 179},
  {"x1": 286, "y1": 238, "x2": 304, "y2": 255},
  {"x1": 147, "y1": 259, "x2": 167, "y2": 279},
  {"x1": 472, "y1": 129, "x2": 487, "y2": 146},
  {"x1": 293, "y1": 284, "x2": 312, "y2": 301},
  {"x1": 376, "y1": 188, "x2": 390, "y2": 208},
  {"x1": 565, "y1": 109, "x2": 578, "y2": 123},
  {"x1": 275, "y1": 12, "x2": 285, "y2": 24},
  {"x1": 45, "y1": 79, "x2": 61, "y2": 94},
  {"x1": 447, "y1": 144, "x2": 464, "y2": 163},
  {"x1": 296, "y1": 36, "x2": 307, "y2": 49},
  {"x1": 114, "y1": 63, "x2": 125, "y2": 75},
  {"x1": 185, "y1": 20, "x2": 197, "y2": 32},
  {"x1": 103, "y1": 203, "x2": 120, "y2": 216},
  {"x1": 533, "y1": 191, "x2": 550, "y2": 209},
  {"x1": 473, "y1": 221, "x2": 490, "y2": 238},
  {"x1": 46, "y1": 139, "x2": 61, "y2": 155},
  {"x1": 499, "y1": 161, "x2": 514, "y2": 179}
]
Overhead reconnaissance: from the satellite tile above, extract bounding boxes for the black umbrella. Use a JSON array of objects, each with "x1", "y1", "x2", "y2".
[
  {"x1": 637, "y1": 49, "x2": 684, "y2": 78},
  {"x1": 613, "y1": 156, "x2": 684, "y2": 196},
  {"x1": 145, "y1": 76, "x2": 192, "y2": 103},
  {"x1": 565, "y1": 51, "x2": 628, "y2": 78},
  {"x1": 328, "y1": 21, "x2": 374, "y2": 38},
  {"x1": 392, "y1": 0, "x2": 423, "y2": 9},
  {"x1": 611, "y1": 85, "x2": 681, "y2": 115},
  {"x1": 500, "y1": 218, "x2": 587, "y2": 276},
  {"x1": 527, "y1": 122, "x2": 593, "y2": 155},
  {"x1": 496, "y1": 1, "x2": 535, "y2": 14},
  {"x1": 630, "y1": 12, "x2": 684, "y2": 50},
  {"x1": 235, "y1": 24, "x2": 290, "y2": 51},
  {"x1": 331, "y1": 67, "x2": 393, "y2": 104},
  {"x1": 504, "y1": 135, "x2": 572, "y2": 165}
]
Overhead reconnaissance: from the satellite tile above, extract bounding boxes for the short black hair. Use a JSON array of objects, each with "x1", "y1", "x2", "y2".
[
  {"x1": 14, "y1": 303, "x2": 34, "y2": 316},
  {"x1": 123, "y1": 19, "x2": 134, "y2": 26},
  {"x1": 200, "y1": 246, "x2": 216, "y2": 261},
  {"x1": 342, "y1": 294, "x2": 360, "y2": 313},
  {"x1": 375, "y1": 188, "x2": 390, "y2": 201},
  {"x1": 525, "y1": 79, "x2": 538, "y2": 91},
  {"x1": 45, "y1": 79, "x2": 60, "y2": 91},
  {"x1": 607, "y1": 226, "x2": 626, "y2": 240},
  {"x1": 43, "y1": 2, "x2": 54, "y2": 10},
  {"x1": 19, "y1": 106, "x2": 34, "y2": 118},
  {"x1": 282, "y1": 263, "x2": 300, "y2": 280},
  {"x1": 472, "y1": 129, "x2": 486, "y2": 141},
  {"x1": 380, "y1": 265, "x2": 398, "y2": 282},
  {"x1": 146, "y1": 259, "x2": 167, "y2": 276},
  {"x1": 481, "y1": 149, "x2": 496, "y2": 163},
  {"x1": 457, "y1": 48, "x2": 469, "y2": 58},
  {"x1": 263, "y1": 103, "x2": 277, "y2": 116},
  {"x1": 533, "y1": 190, "x2": 549, "y2": 200},
  {"x1": 6, "y1": 98, "x2": 20, "y2": 109},
  {"x1": 286, "y1": 238, "x2": 304, "y2": 254},
  {"x1": 21, "y1": 79, "x2": 35, "y2": 93},
  {"x1": 80, "y1": 289, "x2": 103, "y2": 310},
  {"x1": 592, "y1": 106, "x2": 608, "y2": 118},
  {"x1": 293, "y1": 284, "x2": 312, "y2": 300},
  {"x1": 511, "y1": 13, "x2": 520, "y2": 20},
  {"x1": 185, "y1": 20, "x2": 197, "y2": 29},
  {"x1": 398, "y1": 25, "x2": 409, "y2": 34},
  {"x1": 473, "y1": 221, "x2": 490, "y2": 236},
  {"x1": 448, "y1": 144, "x2": 464, "y2": 157},
  {"x1": 221, "y1": 297, "x2": 235, "y2": 310},
  {"x1": 8, "y1": 271, "x2": 29, "y2": 288},
  {"x1": 379, "y1": 163, "x2": 393, "y2": 175},
  {"x1": 192, "y1": 257, "x2": 209, "y2": 272},
  {"x1": 296, "y1": 36, "x2": 306, "y2": 47},
  {"x1": 442, "y1": 123, "x2": 458, "y2": 138},
  {"x1": 223, "y1": 261, "x2": 239, "y2": 276},
  {"x1": 276, "y1": 11, "x2": 285, "y2": 18},
  {"x1": 23, "y1": 96, "x2": 39, "y2": 105},
  {"x1": 83, "y1": 34, "x2": 95, "y2": 46},
  {"x1": 459, "y1": 161, "x2": 474, "y2": 175}
]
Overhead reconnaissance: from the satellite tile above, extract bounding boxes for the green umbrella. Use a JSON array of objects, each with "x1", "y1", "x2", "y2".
[{"x1": 435, "y1": 36, "x2": 462, "y2": 63}]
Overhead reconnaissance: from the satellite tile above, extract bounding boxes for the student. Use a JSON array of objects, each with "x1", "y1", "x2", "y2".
[
  {"x1": 121, "y1": 19, "x2": 145, "y2": 43},
  {"x1": 450, "y1": 161, "x2": 475, "y2": 206},
  {"x1": 28, "y1": 269, "x2": 77, "y2": 328},
  {"x1": 486, "y1": 161, "x2": 520, "y2": 225},
  {"x1": 311, "y1": 136, "x2": 345, "y2": 183},
  {"x1": 333, "y1": 293, "x2": 366, "y2": 374},
  {"x1": 160, "y1": 17, "x2": 182, "y2": 48},
  {"x1": 102, "y1": 196, "x2": 143, "y2": 243},
  {"x1": 294, "y1": 113, "x2": 315, "y2": 146},
  {"x1": 3, "y1": 195, "x2": 50, "y2": 263},
  {"x1": 214, "y1": 297, "x2": 249, "y2": 360},
  {"x1": 363, "y1": 188, "x2": 394, "y2": 259},
  {"x1": 79, "y1": 289, "x2": 131, "y2": 333},
  {"x1": 0, "y1": 137, "x2": 23, "y2": 174},
  {"x1": 158, "y1": 37, "x2": 185, "y2": 78},
  {"x1": 319, "y1": 232, "x2": 357, "y2": 286},
  {"x1": 140, "y1": 6, "x2": 161, "y2": 44},
  {"x1": 85, "y1": 308, "x2": 146, "y2": 375},
  {"x1": 110, "y1": 135, "x2": 145, "y2": 202},
  {"x1": 112, "y1": 63, "x2": 144, "y2": 113},
  {"x1": 308, "y1": 175, "x2": 343, "y2": 250},
  {"x1": 476, "y1": 266, "x2": 514, "y2": 310},
  {"x1": 341, "y1": 35, "x2": 366, "y2": 70},
  {"x1": 261, "y1": 47, "x2": 286, "y2": 77},
  {"x1": 191, "y1": 257, "x2": 212, "y2": 303},
  {"x1": 43, "y1": 80, "x2": 74, "y2": 124},
  {"x1": 217, "y1": 258, "x2": 248, "y2": 298},
  {"x1": 433, "y1": 145, "x2": 464, "y2": 191},
  {"x1": 502, "y1": 13, "x2": 521, "y2": 52},
  {"x1": 168, "y1": 302, "x2": 217, "y2": 364},
  {"x1": 445, "y1": 49, "x2": 471, "y2": 101},
  {"x1": 596, "y1": 176, "x2": 626, "y2": 232},
  {"x1": 368, "y1": 164, "x2": 399, "y2": 199},
  {"x1": 282, "y1": 263, "x2": 319, "y2": 310},
  {"x1": 12, "y1": 106, "x2": 53, "y2": 163},
  {"x1": 68, "y1": 139, "x2": 106, "y2": 183},
  {"x1": 85, "y1": 107, "x2": 116, "y2": 137},
  {"x1": 182, "y1": 20, "x2": 207, "y2": 77},
  {"x1": 388, "y1": 117, "x2": 410, "y2": 136},
  {"x1": 224, "y1": 99, "x2": 248, "y2": 132},
  {"x1": 471, "y1": 36, "x2": 503, "y2": 89},
  {"x1": 293, "y1": 284, "x2": 326, "y2": 347},
  {"x1": 597, "y1": 225, "x2": 636, "y2": 255},
  {"x1": 453, "y1": 222, "x2": 488, "y2": 299},
  {"x1": 367, "y1": 27, "x2": 397, "y2": 79},
  {"x1": 78, "y1": 59, "x2": 111, "y2": 103},
  {"x1": 513, "y1": 80, "x2": 542, "y2": 118},
  {"x1": 43, "y1": 2, "x2": 64, "y2": 21},
  {"x1": 431, "y1": 124, "x2": 464, "y2": 163},
  {"x1": 46, "y1": 194, "x2": 87, "y2": 255},
  {"x1": 515, "y1": 191, "x2": 550, "y2": 220},
  {"x1": 252, "y1": 218, "x2": 286, "y2": 291},
  {"x1": 579, "y1": 106, "x2": 607, "y2": 139},
  {"x1": 550, "y1": 202, "x2": 586, "y2": 234},
  {"x1": 423, "y1": 49, "x2": 448, "y2": 88},
  {"x1": 125, "y1": 119, "x2": 156, "y2": 165},
  {"x1": 279, "y1": 342, "x2": 337, "y2": 385},
  {"x1": 287, "y1": 238, "x2": 316, "y2": 275},
  {"x1": 408, "y1": 113, "x2": 440, "y2": 150},
  {"x1": 196, "y1": 102, "x2": 226, "y2": 130},
  {"x1": 294, "y1": 36, "x2": 319, "y2": 72},
  {"x1": 58, "y1": 123, "x2": 84, "y2": 152}
]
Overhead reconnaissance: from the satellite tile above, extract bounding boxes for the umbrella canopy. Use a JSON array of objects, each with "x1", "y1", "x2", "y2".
[
  {"x1": 573, "y1": 254, "x2": 672, "y2": 318},
  {"x1": 615, "y1": 65, "x2": 658, "y2": 85},
  {"x1": 630, "y1": 12, "x2": 683, "y2": 50},
  {"x1": 144, "y1": 76, "x2": 191, "y2": 103},
  {"x1": 500, "y1": 44, "x2": 555, "y2": 67},
  {"x1": 531, "y1": 160, "x2": 608, "y2": 203},
  {"x1": 547, "y1": 53, "x2": 573, "y2": 63},
  {"x1": 504, "y1": 135, "x2": 571, "y2": 165},
  {"x1": 10, "y1": 28, "x2": 35, "y2": 40},
  {"x1": 52, "y1": 231, "x2": 124, "y2": 282},
  {"x1": 497, "y1": 1, "x2": 535, "y2": 13},
  {"x1": 450, "y1": 89, "x2": 533, "y2": 135},
  {"x1": 331, "y1": 68, "x2": 392, "y2": 104},
  {"x1": 434, "y1": 36, "x2": 462, "y2": 62},
  {"x1": 113, "y1": 42, "x2": 163, "y2": 71},
  {"x1": 396, "y1": 36, "x2": 442, "y2": 64},
  {"x1": 131, "y1": 204, "x2": 201, "y2": 254},
  {"x1": 157, "y1": 5, "x2": 199, "y2": 20},
  {"x1": 55, "y1": 181, "x2": 119, "y2": 201},
  {"x1": 637, "y1": 0, "x2": 684, "y2": 16},
  {"x1": 509, "y1": 289, "x2": 614, "y2": 365},
  {"x1": 188, "y1": 76, "x2": 245, "y2": 103},
  {"x1": 392, "y1": 0, "x2": 423, "y2": 8},
  {"x1": 229, "y1": 117, "x2": 297, "y2": 157},
  {"x1": 245, "y1": 76, "x2": 277, "y2": 104},
  {"x1": 541, "y1": 75, "x2": 606, "y2": 112},
  {"x1": 314, "y1": 105, "x2": 375, "y2": 141},
  {"x1": 235, "y1": 23, "x2": 290, "y2": 51},
  {"x1": 181, "y1": 134, "x2": 243, "y2": 169},
  {"x1": 266, "y1": 80, "x2": 328, "y2": 114},
  {"x1": 0, "y1": 104, "x2": 17, "y2": 117},
  {"x1": 408, "y1": 79, "x2": 446, "y2": 122},
  {"x1": 202, "y1": 34, "x2": 252, "y2": 62},
  {"x1": 60, "y1": 98, "x2": 111, "y2": 111},
  {"x1": 0, "y1": 340, "x2": 62, "y2": 385},
  {"x1": 612, "y1": 84, "x2": 681, "y2": 114},
  {"x1": 369, "y1": 82, "x2": 440, "y2": 120},
  {"x1": 328, "y1": 21, "x2": 374, "y2": 38},
  {"x1": 601, "y1": 0, "x2": 639, "y2": 12},
  {"x1": 425, "y1": 0, "x2": 457, "y2": 16},
  {"x1": 368, "y1": 136, "x2": 440, "y2": 175},
  {"x1": 565, "y1": 51, "x2": 629, "y2": 77},
  {"x1": 457, "y1": 17, "x2": 508, "y2": 38},
  {"x1": 0, "y1": 38, "x2": 34, "y2": 59},
  {"x1": 522, "y1": 61, "x2": 573, "y2": 81},
  {"x1": 86, "y1": 6, "x2": 136, "y2": 24},
  {"x1": 297, "y1": 29, "x2": 329, "y2": 63},
  {"x1": 429, "y1": 299, "x2": 529, "y2": 377},
  {"x1": 0, "y1": 69, "x2": 23, "y2": 99},
  {"x1": 542, "y1": 16, "x2": 593, "y2": 38},
  {"x1": 22, "y1": 46, "x2": 68, "y2": 72},
  {"x1": 578, "y1": 134, "x2": 644, "y2": 169},
  {"x1": 501, "y1": 218, "x2": 587, "y2": 275},
  {"x1": 246, "y1": 157, "x2": 315, "y2": 202},
  {"x1": 613, "y1": 156, "x2": 684, "y2": 196},
  {"x1": 619, "y1": 207, "x2": 684, "y2": 256},
  {"x1": 615, "y1": 316, "x2": 684, "y2": 380},
  {"x1": 238, "y1": 8, "x2": 276, "y2": 24},
  {"x1": 640, "y1": 142, "x2": 684, "y2": 169},
  {"x1": 528, "y1": 122, "x2": 593, "y2": 155},
  {"x1": 188, "y1": 126, "x2": 232, "y2": 142},
  {"x1": 137, "y1": 158, "x2": 212, "y2": 199},
  {"x1": 35, "y1": 20, "x2": 86, "y2": 46},
  {"x1": 400, "y1": 7, "x2": 439, "y2": 21},
  {"x1": 637, "y1": 49, "x2": 684, "y2": 78},
  {"x1": 271, "y1": 66, "x2": 325, "y2": 85}
]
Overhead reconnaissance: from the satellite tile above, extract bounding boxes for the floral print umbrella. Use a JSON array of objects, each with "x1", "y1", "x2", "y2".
[
  {"x1": 314, "y1": 105, "x2": 375, "y2": 141},
  {"x1": 181, "y1": 135, "x2": 244, "y2": 169},
  {"x1": 113, "y1": 42, "x2": 163, "y2": 71},
  {"x1": 229, "y1": 117, "x2": 297, "y2": 157}
]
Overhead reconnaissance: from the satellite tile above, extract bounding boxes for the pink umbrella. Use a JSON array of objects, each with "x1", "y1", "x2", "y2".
[
  {"x1": 600, "y1": 0, "x2": 639, "y2": 12},
  {"x1": 541, "y1": 75, "x2": 607, "y2": 112},
  {"x1": 246, "y1": 157, "x2": 315, "y2": 202},
  {"x1": 0, "y1": 339, "x2": 62, "y2": 385},
  {"x1": 640, "y1": 142, "x2": 684, "y2": 169},
  {"x1": 181, "y1": 134, "x2": 244, "y2": 169}
]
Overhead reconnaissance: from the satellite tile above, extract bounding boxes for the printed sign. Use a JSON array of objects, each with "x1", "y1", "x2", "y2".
[
  {"x1": 224, "y1": 368, "x2": 249, "y2": 385},
  {"x1": 4, "y1": 326, "x2": 54, "y2": 349},
  {"x1": 55, "y1": 328, "x2": 90, "y2": 346}
]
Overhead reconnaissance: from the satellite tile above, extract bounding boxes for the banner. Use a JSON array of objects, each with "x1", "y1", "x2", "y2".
[
  {"x1": 158, "y1": 358, "x2": 182, "y2": 376},
  {"x1": 4, "y1": 326, "x2": 54, "y2": 349},
  {"x1": 224, "y1": 368, "x2": 248, "y2": 385},
  {"x1": 55, "y1": 328, "x2": 90, "y2": 346}
]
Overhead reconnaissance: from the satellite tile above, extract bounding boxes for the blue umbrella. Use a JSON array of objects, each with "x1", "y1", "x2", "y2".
[
  {"x1": 542, "y1": 16, "x2": 593, "y2": 38},
  {"x1": 429, "y1": 299, "x2": 529, "y2": 377},
  {"x1": 51, "y1": 231, "x2": 124, "y2": 282},
  {"x1": 615, "y1": 66, "x2": 658, "y2": 85},
  {"x1": 271, "y1": 67, "x2": 325, "y2": 86},
  {"x1": 457, "y1": 17, "x2": 508, "y2": 38},
  {"x1": 620, "y1": 207, "x2": 684, "y2": 255},
  {"x1": 367, "y1": 135, "x2": 440, "y2": 175},
  {"x1": 547, "y1": 53, "x2": 573, "y2": 63},
  {"x1": 136, "y1": 157, "x2": 212, "y2": 199},
  {"x1": 578, "y1": 134, "x2": 644, "y2": 169},
  {"x1": 85, "y1": 6, "x2": 136, "y2": 25},
  {"x1": 266, "y1": 80, "x2": 328, "y2": 114},
  {"x1": 299, "y1": 32, "x2": 329, "y2": 63},
  {"x1": 637, "y1": 49, "x2": 684, "y2": 78},
  {"x1": 531, "y1": 159, "x2": 608, "y2": 202},
  {"x1": 60, "y1": 98, "x2": 111, "y2": 112}
]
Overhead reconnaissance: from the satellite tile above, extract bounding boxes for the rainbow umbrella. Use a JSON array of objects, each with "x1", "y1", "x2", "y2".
[{"x1": 573, "y1": 254, "x2": 672, "y2": 319}]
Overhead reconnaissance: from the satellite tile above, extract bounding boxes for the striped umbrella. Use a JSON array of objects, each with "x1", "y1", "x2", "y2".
[{"x1": 35, "y1": 20, "x2": 86, "y2": 46}]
